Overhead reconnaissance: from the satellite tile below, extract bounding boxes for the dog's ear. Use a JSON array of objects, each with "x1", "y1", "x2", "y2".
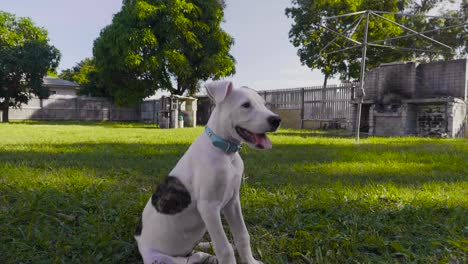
[{"x1": 205, "y1": 81, "x2": 233, "y2": 104}]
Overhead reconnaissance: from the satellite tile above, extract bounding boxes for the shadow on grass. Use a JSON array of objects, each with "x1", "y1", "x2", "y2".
[
  {"x1": 1, "y1": 180, "x2": 466, "y2": 264},
  {"x1": 244, "y1": 195, "x2": 468, "y2": 263},
  {"x1": 1, "y1": 141, "x2": 466, "y2": 187},
  {"x1": 0, "y1": 182, "x2": 143, "y2": 263}
]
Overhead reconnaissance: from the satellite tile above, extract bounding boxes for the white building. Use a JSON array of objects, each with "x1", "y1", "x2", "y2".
[{"x1": 43, "y1": 76, "x2": 79, "y2": 97}]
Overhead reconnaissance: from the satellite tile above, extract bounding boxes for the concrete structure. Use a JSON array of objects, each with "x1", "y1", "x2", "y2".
[
  {"x1": 352, "y1": 59, "x2": 467, "y2": 138},
  {"x1": 141, "y1": 95, "x2": 197, "y2": 128}
]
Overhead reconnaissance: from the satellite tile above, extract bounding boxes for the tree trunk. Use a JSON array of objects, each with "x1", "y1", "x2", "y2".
[
  {"x1": 2, "y1": 100, "x2": 9, "y2": 123},
  {"x1": 174, "y1": 81, "x2": 184, "y2": 95},
  {"x1": 175, "y1": 79, "x2": 197, "y2": 96}
]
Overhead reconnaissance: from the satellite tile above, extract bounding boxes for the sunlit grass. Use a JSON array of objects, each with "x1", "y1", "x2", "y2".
[{"x1": 0, "y1": 121, "x2": 467, "y2": 263}]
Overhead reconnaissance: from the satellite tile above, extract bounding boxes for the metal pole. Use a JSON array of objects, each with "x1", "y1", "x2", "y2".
[
  {"x1": 355, "y1": 11, "x2": 370, "y2": 143},
  {"x1": 372, "y1": 12, "x2": 453, "y2": 51}
]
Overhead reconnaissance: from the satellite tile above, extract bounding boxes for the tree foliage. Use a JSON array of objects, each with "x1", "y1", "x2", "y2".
[
  {"x1": 59, "y1": 58, "x2": 109, "y2": 97},
  {"x1": 286, "y1": 0, "x2": 466, "y2": 82},
  {"x1": 93, "y1": 0, "x2": 235, "y2": 106},
  {"x1": 0, "y1": 11, "x2": 60, "y2": 122}
]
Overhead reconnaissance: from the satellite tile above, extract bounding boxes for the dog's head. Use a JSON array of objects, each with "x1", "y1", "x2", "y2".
[{"x1": 205, "y1": 81, "x2": 281, "y2": 150}]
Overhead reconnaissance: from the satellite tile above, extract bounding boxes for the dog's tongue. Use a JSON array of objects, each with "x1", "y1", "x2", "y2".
[{"x1": 253, "y1": 133, "x2": 272, "y2": 149}]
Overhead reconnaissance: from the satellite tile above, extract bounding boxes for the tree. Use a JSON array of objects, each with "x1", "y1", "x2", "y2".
[
  {"x1": 93, "y1": 0, "x2": 235, "y2": 106},
  {"x1": 0, "y1": 11, "x2": 60, "y2": 122},
  {"x1": 285, "y1": 0, "x2": 465, "y2": 82},
  {"x1": 59, "y1": 58, "x2": 109, "y2": 97}
]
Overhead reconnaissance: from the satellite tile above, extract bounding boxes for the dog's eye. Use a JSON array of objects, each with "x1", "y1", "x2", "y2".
[{"x1": 241, "y1": 102, "x2": 251, "y2": 108}]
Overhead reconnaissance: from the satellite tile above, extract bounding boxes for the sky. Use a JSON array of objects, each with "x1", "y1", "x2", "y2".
[
  {"x1": 0, "y1": 0, "x2": 332, "y2": 91},
  {"x1": 0, "y1": 0, "x2": 462, "y2": 92}
]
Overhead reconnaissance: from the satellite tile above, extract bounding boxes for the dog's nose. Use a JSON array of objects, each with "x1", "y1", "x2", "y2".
[{"x1": 268, "y1": 115, "x2": 281, "y2": 130}]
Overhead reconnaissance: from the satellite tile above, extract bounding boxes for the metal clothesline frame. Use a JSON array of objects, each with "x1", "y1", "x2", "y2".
[{"x1": 318, "y1": 10, "x2": 466, "y2": 142}]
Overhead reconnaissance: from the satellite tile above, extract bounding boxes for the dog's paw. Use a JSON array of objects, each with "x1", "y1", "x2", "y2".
[
  {"x1": 152, "y1": 260, "x2": 169, "y2": 264},
  {"x1": 198, "y1": 256, "x2": 218, "y2": 264},
  {"x1": 189, "y1": 251, "x2": 218, "y2": 264}
]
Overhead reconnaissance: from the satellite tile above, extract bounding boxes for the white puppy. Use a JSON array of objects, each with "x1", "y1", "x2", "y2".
[{"x1": 135, "y1": 81, "x2": 281, "y2": 264}]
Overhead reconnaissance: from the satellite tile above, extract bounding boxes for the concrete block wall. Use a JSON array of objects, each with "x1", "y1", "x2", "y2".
[
  {"x1": 363, "y1": 68, "x2": 379, "y2": 101},
  {"x1": 377, "y1": 62, "x2": 417, "y2": 100},
  {"x1": 447, "y1": 99, "x2": 467, "y2": 138},
  {"x1": 374, "y1": 113, "x2": 405, "y2": 136},
  {"x1": 416, "y1": 59, "x2": 467, "y2": 99},
  {"x1": 404, "y1": 104, "x2": 418, "y2": 135},
  {"x1": 371, "y1": 103, "x2": 417, "y2": 136},
  {"x1": 417, "y1": 104, "x2": 447, "y2": 136},
  {"x1": 465, "y1": 105, "x2": 468, "y2": 138}
]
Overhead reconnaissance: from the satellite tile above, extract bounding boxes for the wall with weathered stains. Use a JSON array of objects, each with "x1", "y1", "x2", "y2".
[
  {"x1": 416, "y1": 59, "x2": 467, "y2": 100},
  {"x1": 357, "y1": 59, "x2": 467, "y2": 137},
  {"x1": 417, "y1": 104, "x2": 447, "y2": 136}
]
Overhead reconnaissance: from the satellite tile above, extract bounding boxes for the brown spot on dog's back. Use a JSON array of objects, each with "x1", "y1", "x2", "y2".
[{"x1": 151, "y1": 176, "x2": 191, "y2": 215}]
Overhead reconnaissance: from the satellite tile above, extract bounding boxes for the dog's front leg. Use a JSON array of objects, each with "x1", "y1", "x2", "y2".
[
  {"x1": 223, "y1": 194, "x2": 262, "y2": 264},
  {"x1": 198, "y1": 201, "x2": 236, "y2": 264}
]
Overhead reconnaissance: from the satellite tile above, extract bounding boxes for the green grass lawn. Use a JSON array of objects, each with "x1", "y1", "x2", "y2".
[{"x1": 1, "y1": 121, "x2": 467, "y2": 263}]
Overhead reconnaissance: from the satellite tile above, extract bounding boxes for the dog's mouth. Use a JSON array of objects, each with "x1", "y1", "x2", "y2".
[{"x1": 235, "y1": 126, "x2": 272, "y2": 149}]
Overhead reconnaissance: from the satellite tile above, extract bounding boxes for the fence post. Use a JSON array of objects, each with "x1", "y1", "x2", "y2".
[
  {"x1": 74, "y1": 98, "x2": 79, "y2": 120},
  {"x1": 301, "y1": 88, "x2": 305, "y2": 129},
  {"x1": 40, "y1": 98, "x2": 44, "y2": 120},
  {"x1": 153, "y1": 100, "x2": 156, "y2": 123},
  {"x1": 110, "y1": 100, "x2": 113, "y2": 121}
]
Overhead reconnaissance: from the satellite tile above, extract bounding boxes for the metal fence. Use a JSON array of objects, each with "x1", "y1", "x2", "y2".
[{"x1": 260, "y1": 83, "x2": 354, "y2": 122}]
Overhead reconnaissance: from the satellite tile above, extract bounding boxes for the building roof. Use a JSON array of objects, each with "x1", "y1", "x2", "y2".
[{"x1": 43, "y1": 76, "x2": 79, "y2": 88}]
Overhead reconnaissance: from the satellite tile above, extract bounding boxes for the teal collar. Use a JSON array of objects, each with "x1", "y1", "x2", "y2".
[{"x1": 205, "y1": 127, "x2": 241, "y2": 154}]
